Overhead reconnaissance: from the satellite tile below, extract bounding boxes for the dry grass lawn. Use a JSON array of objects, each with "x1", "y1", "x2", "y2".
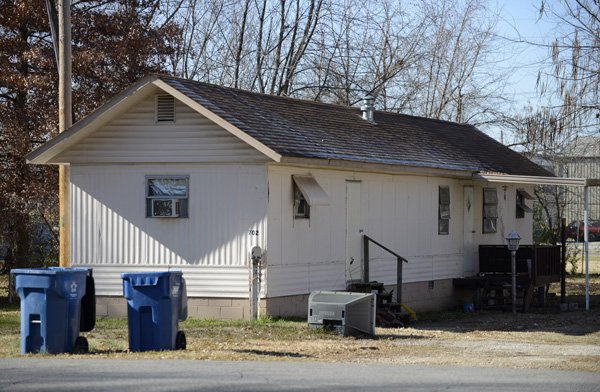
[{"x1": 1, "y1": 274, "x2": 599, "y2": 372}]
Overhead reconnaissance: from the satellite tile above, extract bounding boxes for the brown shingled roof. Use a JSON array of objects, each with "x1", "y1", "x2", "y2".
[{"x1": 160, "y1": 75, "x2": 552, "y2": 177}]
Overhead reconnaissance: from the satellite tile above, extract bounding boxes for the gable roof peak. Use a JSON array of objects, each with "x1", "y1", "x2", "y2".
[{"x1": 27, "y1": 74, "x2": 554, "y2": 178}]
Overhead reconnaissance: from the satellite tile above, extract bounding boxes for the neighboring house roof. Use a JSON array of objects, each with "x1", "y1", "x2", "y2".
[
  {"x1": 27, "y1": 74, "x2": 553, "y2": 177},
  {"x1": 560, "y1": 136, "x2": 600, "y2": 158}
]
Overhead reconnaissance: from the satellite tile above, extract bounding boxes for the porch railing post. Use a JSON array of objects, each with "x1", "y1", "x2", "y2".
[
  {"x1": 362, "y1": 234, "x2": 407, "y2": 304},
  {"x1": 363, "y1": 235, "x2": 369, "y2": 284},
  {"x1": 396, "y1": 257, "x2": 402, "y2": 304}
]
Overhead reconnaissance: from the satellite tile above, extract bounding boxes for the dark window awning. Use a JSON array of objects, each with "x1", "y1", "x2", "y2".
[
  {"x1": 517, "y1": 188, "x2": 534, "y2": 200},
  {"x1": 516, "y1": 199, "x2": 533, "y2": 213}
]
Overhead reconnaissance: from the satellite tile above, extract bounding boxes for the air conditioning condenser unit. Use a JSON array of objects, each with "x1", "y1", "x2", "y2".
[{"x1": 308, "y1": 291, "x2": 375, "y2": 337}]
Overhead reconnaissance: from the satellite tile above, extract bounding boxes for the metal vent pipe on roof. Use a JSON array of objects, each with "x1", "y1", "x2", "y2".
[{"x1": 361, "y1": 95, "x2": 375, "y2": 123}]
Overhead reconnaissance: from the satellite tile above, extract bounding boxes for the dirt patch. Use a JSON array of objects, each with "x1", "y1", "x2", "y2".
[{"x1": 159, "y1": 309, "x2": 599, "y2": 372}]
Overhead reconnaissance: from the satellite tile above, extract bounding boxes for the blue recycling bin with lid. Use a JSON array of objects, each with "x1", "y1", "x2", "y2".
[
  {"x1": 11, "y1": 267, "x2": 90, "y2": 354},
  {"x1": 121, "y1": 271, "x2": 187, "y2": 352}
]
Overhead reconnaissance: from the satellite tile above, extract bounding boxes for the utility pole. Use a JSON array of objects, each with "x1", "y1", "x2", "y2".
[
  {"x1": 58, "y1": 0, "x2": 72, "y2": 267},
  {"x1": 560, "y1": 217, "x2": 566, "y2": 303}
]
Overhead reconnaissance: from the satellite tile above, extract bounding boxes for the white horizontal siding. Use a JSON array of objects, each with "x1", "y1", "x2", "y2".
[
  {"x1": 53, "y1": 94, "x2": 268, "y2": 164},
  {"x1": 367, "y1": 253, "x2": 463, "y2": 283},
  {"x1": 71, "y1": 164, "x2": 267, "y2": 272},
  {"x1": 76, "y1": 264, "x2": 250, "y2": 298},
  {"x1": 267, "y1": 255, "x2": 462, "y2": 298}
]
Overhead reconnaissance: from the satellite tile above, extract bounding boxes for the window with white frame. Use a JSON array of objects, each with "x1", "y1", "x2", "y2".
[
  {"x1": 438, "y1": 186, "x2": 450, "y2": 235},
  {"x1": 483, "y1": 188, "x2": 498, "y2": 233},
  {"x1": 146, "y1": 176, "x2": 189, "y2": 218}
]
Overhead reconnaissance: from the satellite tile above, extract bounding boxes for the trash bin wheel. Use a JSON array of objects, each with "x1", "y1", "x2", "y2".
[
  {"x1": 175, "y1": 331, "x2": 186, "y2": 350},
  {"x1": 73, "y1": 336, "x2": 89, "y2": 354}
]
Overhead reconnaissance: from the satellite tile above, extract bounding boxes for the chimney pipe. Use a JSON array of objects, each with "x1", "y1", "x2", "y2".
[{"x1": 361, "y1": 95, "x2": 375, "y2": 123}]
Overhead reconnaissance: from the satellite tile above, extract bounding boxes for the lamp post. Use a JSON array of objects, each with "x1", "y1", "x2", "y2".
[{"x1": 506, "y1": 231, "x2": 521, "y2": 315}]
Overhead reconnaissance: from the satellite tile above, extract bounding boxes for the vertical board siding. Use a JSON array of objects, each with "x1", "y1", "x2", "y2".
[
  {"x1": 71, "y1": 165, "x2": 267, "y2": 283},
  {"x1": 556, "y1": 159, "x2": 600, "y2": 222},
  {"x1": 266, "y1": 261, "x2": 346, "y2": 296},
  {"x1": 266, "y1": 166, "x2": 534, "y2": 298},
  {"x1": 53, "y1": 93, "x2": 268, "y2": 164}
]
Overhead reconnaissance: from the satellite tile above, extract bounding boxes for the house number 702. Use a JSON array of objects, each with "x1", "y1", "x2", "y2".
[{"x1": 249, "y1": 230, "x2": 259, "y2": 236}]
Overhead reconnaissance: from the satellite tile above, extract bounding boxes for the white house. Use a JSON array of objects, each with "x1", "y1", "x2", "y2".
[{"x1": 27, "y1": 75, "x2": 556, "y2": 319}]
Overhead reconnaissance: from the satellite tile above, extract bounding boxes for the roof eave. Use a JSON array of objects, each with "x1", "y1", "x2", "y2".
[
  {"x1": 277, "y1": 156, "x2": 477, "y2": 178},
  {"x1": 474, "y1": 173, "x2": 589, "y2": 187}
]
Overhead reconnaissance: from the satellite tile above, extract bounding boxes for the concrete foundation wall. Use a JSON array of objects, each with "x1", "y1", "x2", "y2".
[
  {"x1": 264, "y1": 294, "x2": 310, "y2": 318},
  {"x1": 96, "y1": 296, "x2": 261, "y2": 320},
  {"x1": 263, "y1": 279, "x2": 459, "y2": 318},
  {"x1": 96, "y1": 279, "x2": 459, "y2": 320},
  {"x1": 96, "y1": 296, "x2": 128, "y2": 318},
  {"x1": 392, "y1": 279, "x2": 459, "y2": 313},
  {"x1": 187, "y1": 298, "x2": 260, "y2": 320}
]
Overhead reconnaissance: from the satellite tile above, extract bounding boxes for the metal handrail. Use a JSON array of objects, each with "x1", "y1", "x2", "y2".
[{"x1": 363, "y1": 234, "x2": 408, "y2": 304}]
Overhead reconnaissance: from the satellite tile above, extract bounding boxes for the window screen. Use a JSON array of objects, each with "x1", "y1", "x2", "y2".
[
  {"x1": 438, "y1": 186, "x2": 450, "y2": 235},
  {"x1": 483, "y1": 188, "x2": 497, "y2": 233}
]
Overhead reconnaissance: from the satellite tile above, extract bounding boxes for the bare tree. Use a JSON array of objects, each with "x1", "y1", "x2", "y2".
[
  {"x1": 233, "y1": 0, "x2": 251, "y2": 89},
  {"x1": 538, "y1": 0, "x2": 600, "y2": 135},
  {"x1": 0, "y1": 0, "x2": 179, "y2": 267},
  {"x1": 408, "y1": 0, "x2": 509, "y2": 125},
  {"x1": 504, "y1": 1, "x2": 600, "y2": 243},
  {"x1": 167, "y1": 0, "x2": 509, "y2": 130},
  {"x1": 506, "y1": 108, "x2": 572, "y2": 241}
]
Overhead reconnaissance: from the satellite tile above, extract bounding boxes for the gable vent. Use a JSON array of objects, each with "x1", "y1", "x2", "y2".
[{"x1": 155, "y1": 94, "x2": 175, "y2": 123}]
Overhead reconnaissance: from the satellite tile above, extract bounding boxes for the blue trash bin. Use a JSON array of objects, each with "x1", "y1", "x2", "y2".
[
  {"x1": 121, "y1": 271, "x2": 187, "y2": 352},
  {"x1": 11, "y1": 267, "x2": 89, "y2": 354}
]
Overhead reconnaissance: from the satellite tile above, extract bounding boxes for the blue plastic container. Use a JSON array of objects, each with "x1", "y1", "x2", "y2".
[
  {"x1": 121, "y1": 271, "x2": 187, "y2": 352},
  {"x1": 11, "y1": 268, "x2": 89, "y2": 354}
]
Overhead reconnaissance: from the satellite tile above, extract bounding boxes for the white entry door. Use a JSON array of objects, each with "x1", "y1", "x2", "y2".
[
  {"x1": 463, "y1": 186, "x2": 475, "y2": 275},
  {"x1": 346, "y1": 181, "x2": 362, "y2": 283}
]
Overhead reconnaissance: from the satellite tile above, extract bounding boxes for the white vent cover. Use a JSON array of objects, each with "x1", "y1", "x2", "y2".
[{"x1": 156, "y1": 95, "x2": 175, "y2": 123}]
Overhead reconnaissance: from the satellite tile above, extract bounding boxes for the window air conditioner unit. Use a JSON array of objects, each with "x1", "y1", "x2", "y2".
[{"x1": 151, "y1": 199, "x2": 180, "y2": 217}]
